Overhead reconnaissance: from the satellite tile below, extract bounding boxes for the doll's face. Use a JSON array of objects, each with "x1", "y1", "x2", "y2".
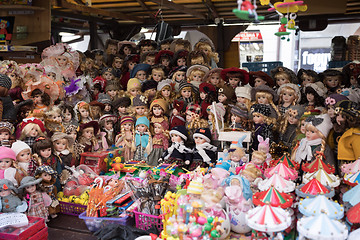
[
  {"x1": 0, "y1": 131, "x2": 9, "y2": 141},
  {"x1": 288, "y1": 113, "x2": 299, "y2": 125},
  {"x1": 95, "y1": 55, "x2": 104, "y2": 66},
  {"x1": 0, "y1": 188, "x2": 10, "y2": 197},
  {"x1": 229, "y1": 77, "x2": 240, "y2": 88},
  {"x1": 336, "y1": 114, "x2": 345, "y2": 126},
  {"x1": 152, "y1": 70, "x2": 164, "y2": 82},
  {"x1": 254, "y1": 77, "x2": 266, "y2": 87},
  {"x1": 306, "y1": 128, "x2": 320, "y2": 141},
  {"x1": 85, "y1": 59, "x2": 94, "y2": 70},
  {"x1": 191, "y1": 56, "x2": 205, "y2": 66},
  {"x1": 200, "y1": 92, "x2": 207, "y2": 100},
  {"x1": 300, "y1": 120, "x2": 306, "y2": 134},
  {"x1": 107, "y1": 90, "x2": 117, "y2": 98},
  {"x1": 257, "y1": 95, "x2": 269, "y2": 104},
  {"x1": 114, "y1": 58, "x2": 123, "y2": 69},
  {"x1": 123, "y1": 46, "x2": 131, "y2": 55},
  {"x1": 68, "y1": 131, "x2": 77, "y2": 141},
  {"x1": 146, "y1": 88, "x2": 157, "y2": 98},
  {"x1": 135, "y1": 106, "x2": 146, "y2": 116},
  {"x1": 186, "y1": 112, "x2": 194, "y2": 122},
  {"x1": 17, "y1": 149, "x2": 31, "y2": 163},
  {"x1": 82, "y1": 127, "x2": 94, "y2": 140},
  {"x1": 29, "y1": 125, "x2": 39, "y2": 138},
  {"x1": 231, "y1": 114, "x2": 241, "y2": 123},
  {"x1": 194, "y1": 136, "x2": 207, "y2": 145},
  {"x1": 25, "y1": 185, "x2": 36, "y2": 194},
  {"x1": 191, "y1": 73, "x2": 203, "y2": 82},
  {"x1": 275, "y1": 75, "x2": 290, "y2": 86},
  {"x1": 218, "y1": 93, "x2": 227, "y2": 103},
  {"x1": 129, "y1": 88, "x2": 140, "y2": 97},
  {"x1": 104, "y1": 120, "x2": 113, "y2": 130},
  {"x1": 282, "y1": 90, "x2": 295, "y2": 104},
  {"x1": 306, "y1": 93, "x2": 314, "y2": 103},
  {"x1": 154, "y1": 124, "x2": 163, "y2": 134},
  {"x1": 7, "y1": 72, "x2": 17, "y2": 83},
  {"x1": 230, "y1": 150, "x2": 244, "y2": 162},
  {"x1": 108, "y1": 178, "x2": 119, "y2": 187},
  {"x1": 327, "y1": 106, "x2": 336, "y2": 118},
  {"x1": 107, "y1": 45, "x2": 117, "y2": 55},
  {"x1": 118, "y1": 106, "x2": 127, "y2": 114},
  {"x1": 252, "y1": 113, "x2": 264, "y2": 124},
  {"x1": 161, "y1": 88, "x2": 171, "y2": 98},
  {"x1": 171, "y1": 134, "x2": 182, "y2": 143},
  {"x1": 40, "y1": 148, "x2": 52, "y2": 159},
  {"x1": 177, "y1": 58, "x2": 186, "y2": 67},
  {"x1": 181, "y1": 89, "x2": 192, "y2": 99},
  {"x1": 172, "y1": 108, "x2": 179, "y2": 116},
  {"x1": 128, "y1": 61, "x2": 136, "y2": 71},
  {"x1": 301, "y1": 73, "x2": 314, "y2": 86},
  {"x1": 252, "y1": 157, "x2": 263, "y2": 165},
  {"x1": 325, "y1": 76, "x2": 340, "y2": 88},
  {"x1": 52, "y1": 113, "x2": 62, "y2": 123},
  {"x1": 79, "y1": 107, "x2": 89, "y2": 119},
  {"x1": 41, "y1": 172, "x2": 52, "y2": 182},
  {"x1": 0, "y1": 158, "x2": 12, "y2": 169},
  {"x1": 145, "y1": 56, "x2": 155, "y2": 66},
  {"x1": 63, "y1": 109, "x2": 72, "y2": 123},
  {"x1": 104, "y1": 104, "x2": 112, "y2": 112},
  {"x1": 33, "y1": 94, "x2": 42, "y2": 105},
  {"x1": 54, "y1": 139, "x2": 68, "y2": 152},
  {"x1": 136, "y1": 124, "x2": 147, "y2": 133},
  {"x1": 161, "y1": 58, "x2": 170, "y2": 67},
  {"x1": 141, "y1": 46, "x2": 153, "y2": 54},
  {"x1": 237, "y1": 96, "x2": 248, "y2": 104},
  {"x1": 161, "y1": 44, "x2": 171, "y2": 51},
  {"x1": 123, "y1": 122, "x2": 132, "y2": 131},
  {"x1": 56, "y1": 55, "x2": 68, "y2": 67},
  {"x1": 46, "y1": 72, "x2": 56, "y2": 81},
  {"x1": 209, "y1": 74, "x2": 220, "y2": 86},
  {"x1": 152, "y1": 106, "x2": 163, "y2": 117},
  {"x1": 91, "y1": 106, "x2": 101, "y2": 118},
  {"x1": 175, "y1": 71, "x2": 185, "y2": 81},
  {"x1": 103, "y1": 71, "x2": 114, "y2": 81},
  {"x1": 135, "y1": 70, "x2": 147, "y2": 81}
]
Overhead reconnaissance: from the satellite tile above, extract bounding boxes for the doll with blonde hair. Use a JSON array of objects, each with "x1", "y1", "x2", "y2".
[
  {"x1": 194, "y1": 38, "x2": 219, "y2": 68},
  {"x1": 177, "y1": 81, "x2": 198, "y2": 105},
  {"x1": 170, "y1": 66, "x2": 187, "y2": 92},
  {"x1": 155, "y1": 80, "x2": 176, "y2": 113},
  {"x1": 278, "y1": 105, "x2": 305, "y2": 149},
  {"x1": 44, "y1": 106, "x2": 64, "y2": 134},
  {"x1": 240, "y1": 163, "x2": 262, "y2": 190},
  {"x1": 115, "y1": 116, "x2": 135, "y2": 162},
  {"x1": 186, "y1": 65, "x2": 209, "y2": 89},
  {"x1": 294, "y1": 114, "x2": 335, "y2": 167},
  {"x1": 149, "y1": 65, "x2": 165, "y2": 82},
  {"x1": 277, "y1": 83, "x2": 301, "y2": 116},
  {"x1": 74, "y1": 101, "x2": 93, "y2": 124},
  {"x1": 185, "y1": 104, "x2": 209, "y2": 139},
  {"x1": 250, "y1": 150, "x2": 267, "y2": 173},
  {"x1": 252, "y1": 85, "x2": 280, "y2": 120},
  {"x1": 270, "y1": 66, "x2": 297, "y2": 89},
  {"x1": 19, "y1": 118, "x2": 46, "y2": 149}
]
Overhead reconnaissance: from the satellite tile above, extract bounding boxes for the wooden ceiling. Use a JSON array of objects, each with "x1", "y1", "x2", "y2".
[{"x1": 51, "y1": 0, "x2": 360, "y2": 32}]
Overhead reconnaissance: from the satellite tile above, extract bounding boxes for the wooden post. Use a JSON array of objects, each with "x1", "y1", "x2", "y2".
[
  {"x1": 89, "y1": 21, "x2": 97, "y2": 50},
  {"x1": 216, "y1": 20, "x2": 225, "y2": 68}
]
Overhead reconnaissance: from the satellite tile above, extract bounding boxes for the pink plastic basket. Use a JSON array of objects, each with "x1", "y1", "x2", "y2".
[
  {"x1": 133, "y1": 208, "x2": 163, "y2": 231},
  {"x1": 59, "y1": 201, "x2": 87, "y2": 216}
]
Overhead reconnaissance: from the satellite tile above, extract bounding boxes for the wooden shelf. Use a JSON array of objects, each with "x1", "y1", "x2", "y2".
[{"x1": 0, "y1": 5, "x2": 45, "y2": 11}]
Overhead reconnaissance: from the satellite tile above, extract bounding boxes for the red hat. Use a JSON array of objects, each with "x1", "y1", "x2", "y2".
[
  {"x1": 155, "y1": 50, "x2": 174, "y2": 64},
  {"x1": 89, "y1": 101, "x2": 105, "y2": 110},
  {"x1": 199, "y1": 82, "x2": 216, "y2": 94},
  {"x1": 20, "y1": 117, "x2": 45, "y2": 133},
  {"x1": 170, "y1": 115, "x2": 186, "y2": 129},
  {"x1": 79, "y1": 121, "x2": 99, "y2": 135},
  {"x1": 153, "y1": 119, "x2": 169, "y2": 131},
  {"x1": 221, "y1": 67, "x2": 249, "y2": 85},
  {"x1": 173, "y1": 100, "x2": 186, "y2": 113}
]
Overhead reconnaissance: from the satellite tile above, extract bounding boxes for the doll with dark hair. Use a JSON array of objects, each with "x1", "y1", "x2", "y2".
[
  {"x1": 303, "y1": 82, "x2": 326, "y2": 111},
  {"x1": 30, "y1": 89, "x2": 51, "y2": 113},
  {"x1": 91, "y1": 49, "x2": 107, "y2": 70},
  {"x1": 99, "y1": 114, "x2": 117, "y2": 148},
  {"x1": 342, "y1": 62, "x2": 360, "y2": 88},
  {"x1": 59, "y1": 103, "x2": 77, "y2": 128},
  {"x1": 297, "y1": 69, "x2": 319, "y2": 87},
  {"x1": 199, "y1": 83, "x2": 217, "y2": 119},
  {"x1": 250, "y1": 104, "x2": 275, "y2": 150},
  {"x1": 107, "y1": 54, "x2": 124, "y2": 78},
  {"x1": 319, "y1": 69, "x2": 345, "y2": 94},
  {"x1": 171, "y1": 49, "x2": 189, "y2": 68},
  {"x1": 140, "y1": 51, "x2": 157, "y2": 66},
  {"x1": 221, "y1": 67, "x2": 249, "y2": 89},
  {"x1": 15, "y1": 99, "x2": 34, "y2": 125},
  {"x1": 120, "y1": 54, "x2": 140, "y2": 89},
  {"x1": 118, "y1": 41, "x2": 136, "y2": 56},
  {"x1": 0, "y1": 121, "x2": 15, "y2": 147},
  {"x1": 159, "y1": 38, "x2": 173, "y2": 51},
  {"x1": 137, "y1": 39, "x2": 157, "y2": 55},
  {"x1": 155, "y1": 50, "x2": 173, "y2": 75},
  {"x1": 104, "y1": 39, "x2": 119, "y2": 58}
]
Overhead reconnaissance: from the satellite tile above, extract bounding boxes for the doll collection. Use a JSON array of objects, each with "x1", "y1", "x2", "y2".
[{"x1": 0, "y1": 39, "x2": 360, "y2": 239}]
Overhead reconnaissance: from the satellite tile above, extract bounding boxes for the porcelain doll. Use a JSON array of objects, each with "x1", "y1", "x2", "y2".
[
  {"x1": 141, "y1": 80, "x2": 157, "y2": 102},
  {"x1": 303, "y1": 82, "x2": 326, "y2": 111},
  {"x1": 15, "y1": 99, "x2": 34, "y2": 126},
  {"x1": 51, "y1": 132, "x2": 74, "y2": 167},
  {"x1": 44, "y1": 106, "x2": 65, "y2": 135},
  {"x1": 77, "y1": 121, "x2": 100, "y2": 154},
  {"x1": 0, "y1": 74, "x2": 15, "y2": 122},
  {"x1": 133, "y1": 116, "x2": 152, "y2": 162},
  {"x1": 217, "y1": 85, "x2": 235, "y2": 107},
  {"x1": 325, "y1": 94, "x2": 349, "y2": 120},
  {"x1": 277, "y1": 83, "x2": 301, "y2": 115},
  {"x1": 293, "y1": 110, "x2": 321, "y2": 145},
  {"x1": 278, "y1": 105, "x2": 305, "y2": 149},
  {"x1": 187, "y1": 51, "x2": 209, "y2": 67},
  {"x1": 203, "y1": 68, "x2": 223, "y2": 89},
  {"x1": 33, "y1": 137, "x2": 63, "y2": 191},
  {"x1": 186, "y1": 104, "x2": 209, "y2": 139},
  {"x1": 177, "y1": 81, "x2": 197, "y2": 105},
  {"x1": 34, "y1": 165, "x2": 59, "y2": 218},
  {"x1": 0, "y1": 121, "x2": 15, "y2": 147},
  {"x1": 171, "y1": 49, "x2": 188, "y2": 68},
  {"x1": 80, "y1": 52, "x2": 99, "y2": 79},
  {"x1": 235, "y1": 86, "x2": 252, "y2": 111},
  {"x1": 29, "y1": 89, "x2": 51, "y2": 113},
  {"x1": 170, "y1": 39, "x2": 191, "y2": 53},
  {"x1": 0, "y1": 60, "x2": 24, "y2": 103},
  {"x1": 297, "y1": 68, "x2": 319, "y2": 101},
  {"x1": 131, "y1": 94, "x2": 148, "y2": 119},
  {"x1": 170, "y1": 65, "x2": 187, "y2": 92},
  {"x1": 19, "y1": 176, "x2": 49, "y2": 220},
  {"x1": 186, "y1": 65, "x2": 209, "y2": 89},
  {"x1": 251, "y1": 85, "x2": 280, "y2": 120},
  {"x1": 229, "y1": 105, "x2": 252, "y2": 131},
  {"x1": 130, "y1": 63, "x2": 151, "y2": 84},
  {"x1": 105, "y1": 84, "x2": 120, "y2": 102},
  {"x1": 199, "y1": 83, "x2": 217, "y2": 119},
  {"x1": 149, "y1": 98, "x2": 168, "y2": 124},
  {"x1": 270, "y1": 66, "x2": 298, "y2": 89},
  {"x1": 97, "y1": 93, "x2": 113, "y2": 114},
  {"x1": 74, "y1": 101, "x2": 93, "y2": 124},
  {"x1": 113, "y1": 96, "x2": 131, "y2": 120},
  {"x1": 118, "y1": 41, "x2": 136, "y2": 56},
  {"x1": 18, "y1": 117, "x2": 46, "y2": 149},
  {"x1": 59, "y1": 104, "x2": 77, "y2": 129},
  {"x1": 155, "y1": 51, "x2": 173, "y2": 75},
  {"x1": 149, "y1": 65, "x2": 165, "y2": 83},
  {"x1": 120, "y1": 54, "x2": 140, "y2": 89},
  {"x1": 99, "y1": 114, "x2": 117, "y2": 148},
  {"x1": 0, "y1": 179, "x2": 26, "y2": 213},
  {"x1": 137, "y1": 39, "x2": 157, "y2": 55},
  {"x1": 207, "y1": 102, "x2": 226, "y2": 140},
  {"x1": 0, "y1": 146, "x2": 21, "y2": 186},
  {"x1": 294, "y1": 114, "x2": 335, "y2": 167},
  {"x1": 155, "y1": 79, "x2": 175, "y2": 113},
  {"x1": 108, "y1": 54, "x2": 123, "y2": 78},
  {"x1": 12, "y1": 140, "x2": 39, "y2": 177},
  {"x1": 227, "y1": 136, "x2": 248, "y2": 173},
  {"x1": 104, "y1": 39, "x2": 118, "y2": 59},
  {"x1": 126, "y1": 78, "x2": 141, "y2": 103},
  {"x1": 89, "y1": 101, "x2": 104, "y2": 121},
  {"x1": 320, "y1": 69, "x2": 344, "y2": 94},
  {"x1": 248, "y1": 71, "x2": 274, "y2": 88},
  {"x1": 91, "y1": 49, "x2": 106, "y2": 70},
  {"x1": 115, "y1": 116, "x2": 135, "y2": 162},
  {"x1": 221, "y1": 67, "x2": 249, "y2": 89},
  {"x1": 194, "y1": 38, "x2": 219, "y2": 69},
  {"x1": 189, "y1": 128, "x2": 217, "y2": 171},
  {"x1": 160, "y1": 125, "x2": 192, "y2": 169},
  {"x1": 169, "y1": 100, "x2": 186, "y2": 130},
  {"x1": 342, "y1": 62, "x2": 360, "y2": 88},
  {"x1": 250, "y1": 104, "x2": 275, "y2": 151},
  {"x1": 148, "y1": 120, "x2": 169, "y2": 166}
]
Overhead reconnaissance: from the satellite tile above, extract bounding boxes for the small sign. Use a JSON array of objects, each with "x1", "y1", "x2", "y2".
[
  {"x1": 232, "y1": 32, "x2": 263, "y2": 42},
  {"x1": 300, "y1": 48, "x2": 331, "y2": 72},
  {"x1": 0, "y1": 213, "x2": 29, "y2": 229}
]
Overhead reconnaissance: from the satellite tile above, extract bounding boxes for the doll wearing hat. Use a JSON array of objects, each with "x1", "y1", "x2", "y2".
[
  {"x1": 218, "y1": 84, "x2": 235, "y2": 107},
  {"x1": 227, "y1": 135, "x2": 248, "y2": 173},
  {"x1": 270, "y1": 66, "x2": 297, "y2": 89},
  {"x1": 235, "y1": 86, "x2": 252, "y2": 111},
  {"x1": 0, "y1": 121, "x2": 15, "y2": 147},
  {"x1": 51, "y1": 132, "x2": 74, "y2": 167},
  {"x1": 221, "y1": 67, "x2": 249, "y2": 89},
  {"x1": 133, "y1": 117, "x2": 152, "y2": 162},
  {"x1": 0, "y1": 146, "x2": 22, "y2": 186},
  {"x1": 132, "y1": 94, "x2": 149, "y2": 119},
  {"x1": 154, "y1": 53, "x2": 171, "y2": 76},
  {"x1": 319, "y1": 69, "x2": 344, "y2": 95},
  {"x1": 189, "y1": 128, "x2": 217, "y2": 171},
  {"x1": 169, "y1": 100, "x2": 186, "y2": 130},
  {"x1": 0, "y1": 179, "x2": 25, "y2": 213},
  {"x1": 278, "y1": 105, "x2": 305, "y2": 149},
  {"x1": 19, "y1": 176, "x2": 49, "y2": 220},
  {"x1": 155, "y1": 79, "x2": 176, "y2": 113},
  {"x1": 186, "y1": 64, "x2": 210, "y2": 89},
  {"x1": 77, "y1": 121, "x2": 100, "y2": 154},
  {"x1": 149, "y1": 98, "x2": 168, "y2": 124},
  {"x1": 160, "y1": 125, "x2": 192, "y2": 169},
  {"x1": 177, "y1": 81, "x2": 197, "y2": 106},
  {"x1": 294, "y1": 114, "x2": 335, "y2": 167},
  {"x1": 249, "y1": 71, "x2": 274, "y2": 88},
  {"x1": 170, "y1": 65, "x2": 187, "y2": 92},
  {"x1": 199, "y1": 83, "x2": 217, "y2": 119},
  {"x1": 141, "y1": 79, "x2": 158, "y2": 102},
  {"x1": 131, "y1": 63, "x2": 151, "y2": 84},
  {"x1": 302, "y1": 82, "x2": 327, "y2": 112},
  {"x1": 126, "y1": 78, "x2": 141, "y2": 103},
  {"x1": 99, "y1": 114, "x2": 117, "y2": 148},
  {"x1": 148, "y1": 120, "x2": 169, "y2": 166},
  {"x1": 229, "y1": 104, "x2": 252, "y2": 131},
  {"x1": 194, "y1": 38, "x2": 219, "y2": 69},
  {"x1": 12, "y1": 140, "x2": 39, "y2": 177},
  {"x1": 115, "y1": 116, "x2": 135, "y2": 162},
  {"x1": 251, "y1": 85, "x2": 280, "y2": 120},
  {"x1": 250, "y1": 104, "x2": 275, "y2": 151},
  {"x1": 0, "y1": 74, "x2": 16, "y2": 122},
  {"x1": 185, "y1": 104, "x2": 209, "y2": 142}
]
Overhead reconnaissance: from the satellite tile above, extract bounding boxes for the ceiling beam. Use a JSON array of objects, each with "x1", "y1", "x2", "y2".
[
  {"x1": 135, "y1": 0, "x2": 154, "y2": 19},
  {"x1": 55, "y1": 0, "x2": 144, "y2": 23},
  {"x1": 73, "y1": 0, "x2": 85, "y2": 5},
  {"x1": 52, "y1": 9, "x2": 115, "y2": 25},
  {"x1": 147, "y1": 0, "x2": 206, "y2": 20},
  {"x1": 204, "y1": 0, "x2": 219, "y2": 19}
]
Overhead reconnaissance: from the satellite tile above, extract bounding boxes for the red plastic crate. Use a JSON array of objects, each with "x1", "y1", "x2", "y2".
[
  {"x1": 28, "y1": 227, "x2": 47, "y2": 240},
  {"x1": 80, "y1": 149, "x2": 121, "y2": 174},
  {"x1": 0, "y1": 216, "x2": 45, "y2": 240}
]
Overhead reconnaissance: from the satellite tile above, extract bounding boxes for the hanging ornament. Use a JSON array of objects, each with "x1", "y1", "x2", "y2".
[{"x1": 233, "y1": 0, "x2": 265, "y2": 22}]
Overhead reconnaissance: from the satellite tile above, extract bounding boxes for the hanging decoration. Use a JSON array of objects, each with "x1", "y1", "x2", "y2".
[{"x1": 233, "y1": 0, "x2": 265, "y2": 22}]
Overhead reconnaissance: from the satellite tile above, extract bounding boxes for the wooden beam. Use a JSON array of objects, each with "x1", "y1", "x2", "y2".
[
  {"x1": 204, "y1": 0, "x2": 219, "y2": 19},
  {"x1": 56, "y1": 0, "x2": 144, "y2": 23},
  {"x1": 147, "y1": 0, "x2": 206, "y2": 20},
  {"x1": 73, "y1": 0, "x2": 85, "y2": 5},
  {"x1": 135, "y1": 0, "x2": 154, "y2": 19}
]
